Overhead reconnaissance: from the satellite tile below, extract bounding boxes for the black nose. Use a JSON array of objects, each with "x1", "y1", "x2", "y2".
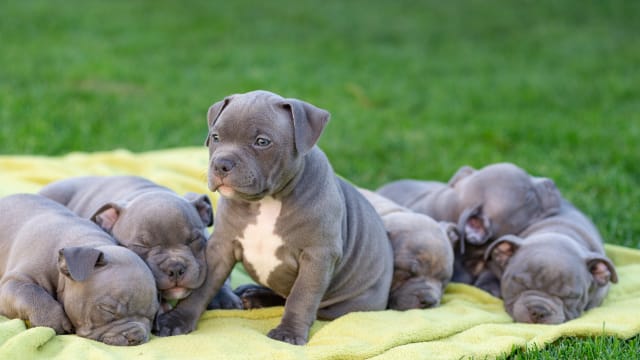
[
  {"x1": 418, "y1": 292, "x2": 439, "y2": 308},
  {"x1": 166, "y1": 263, "x2": 186, "y2": 281},
  {"x1": 213, "y1": 158, "x2": 236, "y2": 176},
  {"x1": 529, "y1": 304, "x2": 551, "y2": 323}
]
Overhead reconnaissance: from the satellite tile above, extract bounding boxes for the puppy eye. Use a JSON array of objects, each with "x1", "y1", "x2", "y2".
[
  {"x1": 254, "y1": 137, "x2": 271, "y2": 147},
  {"x1": 190, "y1": 237, "x2": 205, "y2": 252},
  {"x1": 210, "y1": 134, "x2": 220, "y2": 143},
  {"x1": 131, "y1": 243, "x2": 150, "y2": 255},
  {"x1": 98, "y1": 305, "x2": 115, "y2": 314}
]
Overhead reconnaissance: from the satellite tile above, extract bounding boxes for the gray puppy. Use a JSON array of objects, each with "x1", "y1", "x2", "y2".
[
  {"x1": 234, "y1": 189, "x2": 455, "y2": 311},
  {"x1": 377, "y1": 163, "x2": 562, "y2": 296},
  {"x1": 0, "y1": 194, "x2": 158, "y2": 345},
  {"x1": 358, "y1": 189, "x2": 454, "y2": 310},
  {"x1": 154, "y1": 90, "x2": 393, "y2": 345},
  {"x1": 484, "y1": 199, "x2": 618, "y2": 324},
  {"x1": 38, "y1": 175, "x2": 240, "y2": 310}
]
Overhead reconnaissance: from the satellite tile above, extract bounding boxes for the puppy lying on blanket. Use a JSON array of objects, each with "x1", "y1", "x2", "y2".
[
  {"x1": 155, "y1": 90, "x2": 393, "y2": 345},
  {"x1": 38, "y1": 175, "x2": 241, "y2": 311},
  {"x1": 485, "y1": 198, "x2": 618, "y2": 324},
  {"x1": 377, "y1": 163, "x2": 562, "y2": 296},
  {"x1": 234, "y1": 189, "x2": 454, "y2": 311},
  {"x1": 358, "y1": 189, "x2": 454, "y2": 310},
  {"x1": 0, "y1": 194, "x2": 158, "y2": 345}
]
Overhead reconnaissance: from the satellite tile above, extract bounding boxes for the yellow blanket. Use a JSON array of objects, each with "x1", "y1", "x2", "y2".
[{"x1": 1, "y1": 148, "x2": 639, "y2": 359}]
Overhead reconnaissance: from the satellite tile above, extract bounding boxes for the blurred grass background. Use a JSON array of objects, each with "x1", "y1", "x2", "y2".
[{"x1": 1, "y1": 0, "x2": 638, "y2": 357}]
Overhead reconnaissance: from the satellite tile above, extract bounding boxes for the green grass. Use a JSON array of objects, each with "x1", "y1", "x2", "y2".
[{"x1": 1, "y1": 0, "x2": 638, "y2": 357}]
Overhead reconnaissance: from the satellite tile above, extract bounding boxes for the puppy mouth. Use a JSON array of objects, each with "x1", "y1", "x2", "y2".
[
  {"x1": 162, "y1": 286, "x2": 192, "y2": 301},
  {"x1": 210, "y1": 177, "x2": 266, "y2": 200}
]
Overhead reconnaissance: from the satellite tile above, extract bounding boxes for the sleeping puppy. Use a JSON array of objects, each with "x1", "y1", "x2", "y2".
[
  {"x1": 38, "y1": 175, "x2": 241, "y2": 311},
  {"x1": 358, "y1": 189, "x2": 454, "y2": 310},
  {"x1": 234, "y1": 189, "x2": 455, "y2": 311},
  {"x1": 377, "y1": 163, "x2": 562, "y2": 296},
  {"x1": 484, "y1": 199, "x2": 617, "y2": 324},
  {"x1": 154, "y1": 90, "x2": 393, "y2": 345},
  {"x1": 0, "y1": 194, "x2": 158, "y2": 345}
]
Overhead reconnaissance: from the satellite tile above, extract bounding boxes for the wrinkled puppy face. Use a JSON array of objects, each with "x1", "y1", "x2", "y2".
[
  {"x1": 60, "y1": 247, "x2": 159, "y2": 346},
  {"x1": 451, "y1": 163, "x2": 561, "y2": 245},
  {"x1": 486, "y1": 235, "x2": 617, "y2": 324},
  {"x1": 93, "y1": 192, "x2": 210, "y2": 302},
  {"x1": 388, "y1": 215, "x2": 454, "y2": 310},
  {"x1": 205, "y1": 90, "x2": 329, "y2": 200}
]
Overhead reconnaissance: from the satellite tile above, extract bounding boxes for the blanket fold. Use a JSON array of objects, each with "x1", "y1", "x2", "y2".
[{"x1": 1, "y1": 148, "x2": 638, "y2": 359}]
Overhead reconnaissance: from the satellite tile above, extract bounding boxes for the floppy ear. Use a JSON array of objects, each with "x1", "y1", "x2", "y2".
[
  {"x1": 184, "y1": 192, "x2": 214, "y2": 227},
  {"x1": 439, "y1": 221, "x2": 461, "y2": 248},
  {"x1": 58, "y1": 247, "x2": 107, "y2": 282},
  {"x1": 448, "y1": 165, "x2": 475, "y2": 187},
  {"x1": 484, "y1": 235, "x2": 524, "y2": 274},
  {"x1": 279, "y1": 98, "x2": 330, "y2": 155},
  {"x1": 586, "y1": 255, "x2": 618, "y2": 286},
  {"x1": 205, "y1": 95, "x2": 234, "y2": 145},
  {"x1": 458, "y1": 204, "x2": 492, "y2": 245},
  {"x1": 532, "y1": 176, "x2": 562, "y2": 217},
  {"x1": 90, "y1": 202, "x2": 127, "y2": 232}
]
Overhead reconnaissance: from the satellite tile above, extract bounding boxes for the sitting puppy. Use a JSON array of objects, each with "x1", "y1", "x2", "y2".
[
  {"x1": 233, "y1": 189, "x2": 455, "y2": 311},
  {"x1": 0, "y1": 194, "x2": 158, "y2": 345},
  {"x1": 358, "y1": 189, "x2": 454, "y2": 310},
  {"x1": 484, "y1": 198, "x2": 618, "y2": 324},
  {"x1": 38, "y1": 175, "x2": 240, "y2": 310},
  {"x1": 154, "y1": 90, "x2": 393, "y2": 345},
  {"x1": 377, "y1": 163, "x2": 562, "y2": 297}
]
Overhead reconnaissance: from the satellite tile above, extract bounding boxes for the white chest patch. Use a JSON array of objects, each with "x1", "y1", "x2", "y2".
[{"x1": 238, "y1": 197, "x2": 284, "y2": 285}]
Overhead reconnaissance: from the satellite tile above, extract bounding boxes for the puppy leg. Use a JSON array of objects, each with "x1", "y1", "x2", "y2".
[{"x1": 0, "y1": 278, "x2": 73, "y2": 334}]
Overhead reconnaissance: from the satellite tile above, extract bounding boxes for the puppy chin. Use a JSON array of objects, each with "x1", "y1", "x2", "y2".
[
  {"x1": 217, "y1": 185, "x2": 235, "y2": 198},
  {"x1": 162, "y1": 286, "x2": 192, "y2": 301}
]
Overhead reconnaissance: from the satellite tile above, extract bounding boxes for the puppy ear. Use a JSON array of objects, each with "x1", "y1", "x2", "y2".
[
  {"x1": 586, "y1": 255, "x2": 618, "y2": 286},
  {"x1": 458, "y1": 204, "x2": 492, "y2": 245},
  {"x1": 280, "y1": 98, "x2": 330, "y2": 155},
  {"x1": 532, "y1": 176, "x2": 562, "y2": 217},
  {"x1": 484, "y1": 235, "x2": 524, "y2": 273},
  {"x1": 439, "y1": 221, "x2": 461, "y2": 248},
  {"x1": 184, "y1": 192, "x2": 214, "y2": 227},
  {"x1": 90, "y1": 202, "x2": 126, "y2": 232},
  {"x1": 448, "y1": 165, "x2": 475, "y2": 187},
  {"x1": 205, "y1": 96, "x2": 234, "y2": 145},
  {"x1": 58, "y1": 247, "x2": 106, "y2": 282}
]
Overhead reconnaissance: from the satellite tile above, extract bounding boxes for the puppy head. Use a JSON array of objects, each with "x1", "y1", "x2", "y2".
[
  {"x1": 91, "y1": 192, "x2": 210, "y2": 301},
  {"x1": 386, "y1": 213, "x2": 454, "y2": 310},
  {"x1": 204, "y1": 90, "x2": 330, "y2": 201},
  {"x1": 484, "y1": 234, "x2": 617, "y2": 324},
  {"x1": 450, "y1": 163, "x2": 562, "y2": 245},
  {"x1": 58, "y1": 246, "x2": 159, "y2": 346}
]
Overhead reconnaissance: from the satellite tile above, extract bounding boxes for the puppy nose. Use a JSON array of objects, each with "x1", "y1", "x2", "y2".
[
  {"x1": 124, "y1": 328, "x2": 148, "y2": 346},
  {"x1": 528, "y1": 304, "x2": 551, "y2": 323},
  {"x1": 165, "y1": 263, "x2": 186, "y2": 281},
  {"x1": 213, "y1": 158, "x2": 236, "y2": 176},
  {"x1": 418, "y1": 293, "x2": 439, "y2": 308}
]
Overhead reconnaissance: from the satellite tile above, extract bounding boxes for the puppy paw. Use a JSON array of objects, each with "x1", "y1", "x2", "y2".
[
  {"x1": 30, "y1": 306, "x2": 73, "y2": 334},
  {"x1": 153, "y1": 309, "x2": 197, "y2": 337},
  {"x1": 267, "y1": 325, "x2": 307, "y2": 345},
  {"x1": 234, "y1": 284, "x2": 286, "y2": 309},
  {"x1": 207, "y1": 288, "x2": 243, "y2": 310}
]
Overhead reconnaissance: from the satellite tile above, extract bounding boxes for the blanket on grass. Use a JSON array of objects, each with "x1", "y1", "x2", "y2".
[{"x1": 1, "y1": 148, "x2": 639, "y2": 359}]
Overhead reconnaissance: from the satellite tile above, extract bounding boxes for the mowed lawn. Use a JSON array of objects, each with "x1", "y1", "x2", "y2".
[{"x1": 1, "y1": 0, "x2": 638, "y2": 358}]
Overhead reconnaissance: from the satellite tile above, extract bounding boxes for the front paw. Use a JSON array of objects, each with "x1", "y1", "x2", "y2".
[
  {"x1": 267, "y1": 324, "x2": 308, "y2": 345},
  {"x1": 153, "y1": 309, "x2": 197, "y2": 337},
  {"x1": 30, "y1": 306, "x2": 73, "y2": 334}
]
